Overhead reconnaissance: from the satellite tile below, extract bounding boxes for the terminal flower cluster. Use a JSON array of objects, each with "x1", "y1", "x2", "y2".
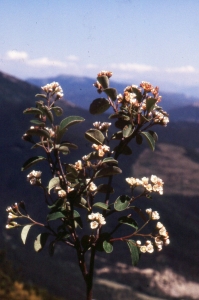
[
  {"x1": 88, "y1": 212, "x2": 106, "y2": 229},
  {"x1": 93, "y1": 121, "x2": 112, "y2": 131},
  {"x1": 126, "y1": 175, "x2": 164, "y2": 195},
  {"x1": 27, "y1": 170, "x2": 42, "y2": 185},
  {"x1": 92, "y1": 144, "x2": 110, "y2": 157},
  {"x1": 41, "y1": 81, "x2": 64, "y2": 99},
  {"x1": 136, "y1": 240, "x2": 154, "y2": 253}
]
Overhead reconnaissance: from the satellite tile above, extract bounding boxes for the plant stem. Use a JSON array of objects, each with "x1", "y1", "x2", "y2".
[{"x1": 86, "y1": 245, "x2": 96, "y2": 300}]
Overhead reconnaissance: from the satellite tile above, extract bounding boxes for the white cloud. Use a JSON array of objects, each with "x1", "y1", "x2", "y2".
[
  {"x1": 110, "y1": 63, "x2": 158, "y2": 72},
  {"x1": 66, "y1": 55, "x2": 79, "y2": 62},
  {"x1": 6, "y1": 50, "x2": 28, "y2": 60},
  {"x1": 165, "y1": 65, "x2": 196, "y2": 73},
  {"x1": 86, "y1": 63, "x2": 98, "y2": 69},
  {"x1": 26, "y1": 57, "x2": 66, "y2": 68}
]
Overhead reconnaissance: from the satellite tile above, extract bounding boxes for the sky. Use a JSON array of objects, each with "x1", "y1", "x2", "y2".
[{"x1": 0, "y1": 0, "x2": 199, "y2": 95}]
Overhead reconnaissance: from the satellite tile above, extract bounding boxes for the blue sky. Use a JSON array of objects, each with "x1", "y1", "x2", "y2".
[{"x1": 0, "y1": 0, "x2": 199, "y2": 94}]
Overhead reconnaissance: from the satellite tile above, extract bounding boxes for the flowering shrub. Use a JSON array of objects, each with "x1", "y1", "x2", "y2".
[{"x1": 6, "y1": 73, "x2": 170, "y2": 300}]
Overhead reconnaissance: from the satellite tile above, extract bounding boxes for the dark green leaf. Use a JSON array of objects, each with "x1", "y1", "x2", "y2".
[
  {"x1": 48, "y1": 177, "x2": 60, "y2": 194},
  {"x1": 89, "y1": 98, "x2": 110, "y2": 115},
  {"x1": 61, "y1": 142, "x2": 78, "y2": 149},
  {"x1": 131, "y1": 87, "x2": 142, "y2": 102},
  {"x1": 103, "y1": 240, "x2": 113, "y2": 253},
  {"x1": 96, "y1": 232, "x2": 110, "y2": 252},
  {"x1": 65, "y1": 164, "x2": 78, "y2": 178},
  {"x1": 114, "y1": 145, "x2": 132, "y2": 155},
  {"x1": 118, "y1": 216, "x2": 138, "y2": 230},
  {"x1": 141, "y1": 131, "x2": 155, "y2": 151},
  {"x1": 148, "y1": 130, "x2": 158, "y2": 142},
  {"x1": 101, "y1": 157, "x2": 118, "y2": 165},
  {"x1": 95, "y1": 166, "x2": 122, "y2": 178},
  {"x1": 85, "y1": 129, "x2": 105, "y2": 145},
  {"x1": 26, "y1": 128, "x2": 50, "y2": 139},
  {"x1": 58, "y1": 145, "x2": 70, "y2": 154},
  {"x1": 21, "y1": 224, "x2": 34, "y2": 244},
  {"x1": 47, "y1": 211, "x2": 66, "y2": 221},
  {"x1": 109, "y1": 112, "x2": 120, "y2": 119},
  {"x1": 111, "y1": 131, "x2": 123, "y2": 140},
  {"x1": 41, "y1": 106, "x2": 54, "y2": 123},
  {"x1": 114, "y1": 195, "x2": 130, "y2": 211},
  {"x1": 73, "y1": 210, "x2": 83, "y2": 228},
  {"x1": 35, "y1": 93, "x2": 48, "y2": 99},
  {"x1": 23, "y1": 108, "x2": 43, "y2": 115},
  {"x1": 48, "y1": 198, "x2": 64, "y2": 209},
  {"x1": 82, "y1": 151, "x2": 100, "y2": 161},
  {"x1": 93, "y1": 202, "x2": 109, "y2": 210},
  {"x1": 103, "y1": 88, "x2": 117, "y2": 101},
  {"x1": 30, "y1": 120, "x2": 45, "y2": 126},
  {"x1": 97, "y1": 184, "x2": 114, "y2": 194},
  {"x1": 51, "y1": 106, "x2": 63, "y2": 116},
  {"x1": 126, "y1": 239, "x2": 140, "y2": 266},
  {"x1": 123, "y1": 124, "x2": 133, "y2": 138},
  {"x1": 115, "y1": 119, "x2": 129, "y2": 130},
  {"x1": 97, "y1": 75, "x2": 109, "y2": 89},
  {"x1": 21, "y1": 156, "x2": 46, "y2": 171},
  {"x1": 146, "y1": 97, "x2": 157, "y2": 112},
  {"x1": 34, "y1": 233, "x2": 50, "y2": 252},
  {"x1": 59, "y1": 116, "x2": 85, "y2": 131}
]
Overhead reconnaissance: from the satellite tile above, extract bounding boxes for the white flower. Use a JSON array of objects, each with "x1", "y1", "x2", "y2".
[
  {"x1": 86, "y1": 179, "x2": 97, "y2": 192},
  {"x1": 146, "y1": 208, "x2": 152, "y2": 214},
  {"x1": 58, "y1": 189, "x2": 66, "y2": 198},
  {"x1": 75, "y1": 160, "x2": 82, "y2": 170},
  {"x1": 146, "y1": 243, "x2": 154, "y2": 253},
  {"x1": 136, "y1": 240, "x2": 141, "y2": 245},
  {"x1": 90, "y1": 221, "x2": 99, "y2": 229},
  {"x1": 151, "y1": 211, "x2": 160, "y2": 220},
  {"x1": 140, "y1": 246, "x2": 147, "y2": 253},
  {"x1": 88, "y1": 212, "x2": 106, "y2": 229}
]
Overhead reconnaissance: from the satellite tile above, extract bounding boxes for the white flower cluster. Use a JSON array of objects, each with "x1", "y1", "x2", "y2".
[
  {"x1": 45, "y1": 127, "x2": 55, "y2": 137},
  {"x1": 86, "y1": 179, "x2": 97, "y2": 192},
  {"x1": 153, "y1": 111, "x2": 169, "y2": 126},
  {"x1": 74, "y1": 160, "x2": 82, "y2": 170},
  {"x1": 41, "y1": 81, "x2": 64, "y2": 99},
  {"x1": 136, "y1": 240, "x2": 154, "y2": 253},
  {"x1": 93, "y1": 121, "x2": 111, "y2": 131},
  {"x1": 92, "y1": 144, "x2": 110, "y2": 157},
  {"x1": 155, "y1": 222, "x2": 170, "y2": 250},
  {"x1": 146, "y1": 208, "x2": 160, "y2": 220},
  {"x1": 126, "y1": 175, "x2": 164, "y2": 195},
  {"x1": 27, "y1": 170, "x2": 42, "y2": 185},
  {"x1": 88, "y1": 212, "x2": 106, "y2": 229}
]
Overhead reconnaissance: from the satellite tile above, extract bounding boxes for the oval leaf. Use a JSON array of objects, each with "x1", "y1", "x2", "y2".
[
  {"x1": 89, "y1": 98, "x2": 110, "y2": 115},
  {"x1": 21, "y1": 224, "x2": 34, "y2": 244},
  {"x1": 102, "y1": 157, "x2": 118, "y2": 165},
  {"x1": 93, "y1": 202, "x2": 109, "y2": 210},
  {"x1": 47, "y1": 211, "x2": 66, "y2": 221},
  {"x1": 21, "y1": 156, "x2": 46, "y2": 171},
  {"x1": 59, "y1": 116, "x2": 85, "y2": 131},
  {"x1": 103, "y1": 240, "x2": 113, "y2": 253},
  {"x1": 141, "y1": 131, "x2": 155, "y2": 151},
  {"x1": 123, "y1": 124, "x2": 133, "y2": 138},
  {"x1": 34, "y1": 233, "x2": 50, "y2": 252},
  {"x1": 95, "y1": 166, "x2": 122, "y2": 178},
  {"x1": 97, "y1": 75, "x2": 109, "y2": 89},
  {"x1": 51, "y1": 106, "x2": 63, "y2": 116},
  {"x1": 30, "y1": 120, "x2": 45, "y2": 126},
  {"x1": 118, "y1": 216, "x2": 138, "y2": 230},
  {"x1": 114, "y1": 195, "x2": 130, "y2": 211},
  {"x1": 23, "y1": 108, "x2": 43, "y2": 115},
  {"x1": 97, "y1": 184, "x2": 114, "y2": 194},
  {"x1": 146, "y1": 97, "x2": 157, "y2": 112},
  {"x1": 48, "y1": 177, "x2": 60, "y2": 194},
  {"x1": 26, "y1": 128, "x2": 50, "y2": 139},
  {"x1": 126, "y1": 239, "x2": 140, "y2": 266},
  {"x1": 103, "y1": 88, "x2": 117, "y2": 101},
  {"x1": 85, "y1": 129, "x2": 105, "y2": 145}
]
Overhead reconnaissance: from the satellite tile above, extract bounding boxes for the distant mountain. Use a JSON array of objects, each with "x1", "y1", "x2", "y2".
[
  {"x1": 27, "y1": 74, "x2": 199, "y2": 112},
  {"x1": 1, "y1": 70, "x2": 199, "y2": 299}
]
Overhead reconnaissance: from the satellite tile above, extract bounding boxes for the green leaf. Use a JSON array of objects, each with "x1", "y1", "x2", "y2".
[
  {"x1": 93, "y1": 202, "x2": 109, "y2": 210},
  {"x1": 51, "y1": 106, "x2": 63, "y2": 116},
  {"x1": 114, "y1": 145, "x2": 132, "y2": 155},
  {"x1": 111, "y1": 131, "x2": 123, "y2": 140},
  {"x1": 103, "y1": 240, "x2": 113, "y2": 253},
  {"x1": 141, "y1": 131, "x2": 155, "y2": 151},
  {"x1": 59, "y1": 116, "x2": 85, "y2": 131},
  {"x1": 123, "y1": 124, "x2": 133, "y2": 138},
  {"x1": 146, "y1": 97, "x2": 157, "y2": 112},
  {"x1": 65, "y1": 164, "x2": 78, "y2": 178},
  {"x1": 118, "y1": 216, "x2": 138, "y2": 230},
  {"x1": 97, "y1": 75, "x2": 109, "y2": 89},
  {"x1": 97, "y1": 184, "x2": 114, "y2": 194},
  {"x1": 131, "y1": 87, "x2": 142, "y2": 102},
  {"x1": 47, "y1": 211, "x2": 66, "y2": 221},
  {"x1": 101, "y1": 157, "x2": 118, "y2": 165},
  {"x1": 48, "y1": 198, "x2": 64, "y2": 209},
  {"x1": 126, "y1": 239, "x2": 140, "y2": 266},
  {"x1": 114, "y1": 195, "x2": 130, "y2": 211},
  {"x1": 48, "y1": 177, "x2": 60, "y2": 194},
  {"x1": 103, "y1": 88, "x2": 117, "y2": 101},
  {"x1": 96, "y1": 232, "x2": 110, "y2": 252},
  {"x1": 23, "y1": 108, "x2": 43, "y2": 115},
  {"x1": 148, "y1": 130, "x2": 158, "y2": 142},
  {"x1": 89, "y1": 98, "x2": 110, "y2": 115},
  {"x1": 82, "y1": 151, "x2": 100, "y2": 161},
  {"x1": 95, "y1": 166, "x2": 122, "y2": 178},
  {"x1": 58, "y1": 145, "x2": 70, "y2": 154},
  {"x1": 30, "y1": 120, "x2": 45, "y2": 126},
  {"x1": 21, "y1": 156, "x2": 46, "y2": 171},
  {"x1": 41, "y1": 106, "x2": 54, "y2": 123},
  {"x1": 73, "y1": 210, "x2": 83, "y2": 228},
  {"x1": 85, "y1": 129, "x2": 105, "y2": 145},
  {"x1": 34, "y1": 233, "x2": 50, "y2": 252},
  {"x1": 26, "y1": 128, "x2": 50, "y2": 139},
  {"x1": 35, "y1": 93, "x2": 48, "y2": 99},
  {"x1": 61, "y1": 142, "x2": 78, "y2": 149},
  {"x1": 21, "y1": 224, "x2": 34, "y2": 244}
]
